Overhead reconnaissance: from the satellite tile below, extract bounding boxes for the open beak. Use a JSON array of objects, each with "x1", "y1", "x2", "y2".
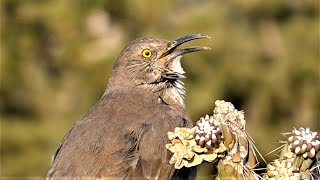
[{"x1": 160, "y1": 34, "x2": 211, "y2": 59}]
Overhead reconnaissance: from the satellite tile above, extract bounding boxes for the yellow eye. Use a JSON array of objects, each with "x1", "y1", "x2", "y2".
[{"x1": 142, "y1": 49, "x2": 152, "y2": 58}]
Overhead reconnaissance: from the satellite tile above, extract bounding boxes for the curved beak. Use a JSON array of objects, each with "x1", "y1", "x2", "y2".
[{"x1": 160, "y1": 34, "x2": 211, "y2": 59}]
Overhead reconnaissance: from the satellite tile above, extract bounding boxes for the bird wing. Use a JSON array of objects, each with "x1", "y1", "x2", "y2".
[
  {"x1": 124, "y1": 108, "x2": 197, "y2": 180},
  {"x1": 47, "y1": 90, "x2": 196, "y2": 180},
  {"x1": 47, "y1": 97, "x2": 141, "y2": 179},
  {"x1": 127, "y1": 122, "x2": 198, "y2": 180},
  {"x1": 126, "y1": 122, "x2": 172, "y2": 179}
]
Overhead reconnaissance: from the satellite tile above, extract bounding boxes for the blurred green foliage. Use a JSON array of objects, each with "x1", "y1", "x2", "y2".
[{"x1": 0, "y1": 0, "x2": 319, "y2": 178}]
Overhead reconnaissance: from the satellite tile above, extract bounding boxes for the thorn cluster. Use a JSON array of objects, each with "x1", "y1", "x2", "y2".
[
  {"x1": 194, "y1": 115, "x2": 222, "y2": 150},
  {"x1": 265, "y1": 159, "x2": 300, "y2": 179},
  {"x1": 287, "y1": 127, "x2": 320, "y2": 158}
]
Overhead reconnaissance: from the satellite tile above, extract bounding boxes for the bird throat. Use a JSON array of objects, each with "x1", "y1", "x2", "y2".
[
  {"x1": 161, "y1": 80, "x2": 185, "y2": 107},
  {"x1": 160, "y1": 57, "x2": 186, "y2": 107}
]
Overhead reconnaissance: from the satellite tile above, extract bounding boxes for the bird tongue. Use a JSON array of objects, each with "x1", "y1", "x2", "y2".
[{"x1": 167, "y1": 46, "x2": 211, "y2": 59}]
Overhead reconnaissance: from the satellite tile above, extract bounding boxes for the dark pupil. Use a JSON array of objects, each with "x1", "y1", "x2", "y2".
[{"x1": 145, "y1": 51, "x2": 150, "y2": 56}]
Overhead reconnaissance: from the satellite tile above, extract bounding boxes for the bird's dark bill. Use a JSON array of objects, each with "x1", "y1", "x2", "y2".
[{"x1": 160, "y1": 34, "x2": 211, "y2": 58}]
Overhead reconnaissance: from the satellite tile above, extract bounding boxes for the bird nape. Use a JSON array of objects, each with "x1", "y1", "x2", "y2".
[{"x1": 46, "y1": 34, "x2": 210, "y2": 180}]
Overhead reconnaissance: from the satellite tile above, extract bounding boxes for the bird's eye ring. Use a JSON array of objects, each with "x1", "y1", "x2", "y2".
[{"x1": 142, "y1": 49, "x2": 152, "y2": 58}]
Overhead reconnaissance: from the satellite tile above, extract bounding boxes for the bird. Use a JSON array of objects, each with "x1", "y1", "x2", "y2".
[{"x1": 46, "y1": 34, "x2": 210, "y2": 180}]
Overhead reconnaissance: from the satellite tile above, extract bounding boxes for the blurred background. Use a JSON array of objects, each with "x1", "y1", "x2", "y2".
[{"x1": 0, "y1": 0, "x2": 319, "y2": 178}]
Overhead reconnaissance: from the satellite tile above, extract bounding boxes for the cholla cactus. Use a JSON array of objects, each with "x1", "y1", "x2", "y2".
[
  {"x1": 166, "y1": 100, "x2": 259, "y2": 179},
  {"x1": 194, "y1": 115, "x2": 222, "y2": 149},
  {"x1": 264, "y1": 127, "x2": 320, "y2": 179},
  {"x1": 264, "y1": 158, "x2": 300, "y2": 179},
  {"x1": 165, "y1": 127, "x2": 226, "y2": 169},
  {"x1": 213, "y1": 100, "x2": 258, "y2": 180},
  {"x1": 288, "y1": 127, "x2": 319, "y2": 159},
  {"x1": 166, "y1": 100, "x2": 319, "y2": 179}
]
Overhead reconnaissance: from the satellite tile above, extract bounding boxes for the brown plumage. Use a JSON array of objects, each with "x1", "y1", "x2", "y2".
[{"x1": 46, "y1": 34, "x2": 210, "y2": 179}]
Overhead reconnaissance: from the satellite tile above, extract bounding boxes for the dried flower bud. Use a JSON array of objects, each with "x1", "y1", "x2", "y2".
[
  {"x1": 264, "y1": 158, "x2": 300, "y2": 179},
  {"x1": 288, "y1": 127, "x2": 319, "y2": 159},
  {"x1": 194, "y1": 115, "x2": 222, "y2": 150}
]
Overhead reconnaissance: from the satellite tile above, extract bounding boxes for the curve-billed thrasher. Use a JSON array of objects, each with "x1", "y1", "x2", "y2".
[{"x1": 47, "y1": 34, "x2": 210, "y2": 179}]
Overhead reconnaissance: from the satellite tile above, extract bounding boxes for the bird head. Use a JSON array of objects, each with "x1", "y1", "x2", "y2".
[{"x1": 107, "y1": 34, "x2": 210, "y2": 105}]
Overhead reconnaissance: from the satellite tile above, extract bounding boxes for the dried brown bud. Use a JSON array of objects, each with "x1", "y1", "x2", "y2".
[
  {"x1": 264, "y1": 158, "x2": 301, "y2": 179},
  {"x1": 194, "y1": 114, "x2": 222, "y2": 150},
  {"x1": 288, "y1": 127, "x2": 319, "y2": 158}
]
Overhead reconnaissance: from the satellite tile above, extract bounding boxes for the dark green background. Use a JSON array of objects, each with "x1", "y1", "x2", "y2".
[{"x1": 1, "y1": 0, "x2": 319, "y2": 178}]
